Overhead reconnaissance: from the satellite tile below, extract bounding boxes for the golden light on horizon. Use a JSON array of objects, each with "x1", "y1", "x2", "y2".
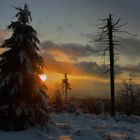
[{"x1": 39, "y1": 74, "x2": 47, "y2": 81}]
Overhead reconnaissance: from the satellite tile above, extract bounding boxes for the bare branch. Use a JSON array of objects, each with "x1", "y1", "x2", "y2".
[{"x1": 112, "y1": 18, "x2": 121, "y2": 26}]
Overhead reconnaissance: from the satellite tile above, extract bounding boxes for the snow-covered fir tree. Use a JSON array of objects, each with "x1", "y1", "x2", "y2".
[{"x1": 0, "y1": 4, "x2": 49, "y2": 130}]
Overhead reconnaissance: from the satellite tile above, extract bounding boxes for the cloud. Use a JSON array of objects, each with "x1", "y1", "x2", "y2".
[
  {"x1": 80, "y1": 33, "x2": 95, "y2": 40},
  {"x1": 118, "y1": 36, "x2": 140, "y2": 58},
  {"x1": 82, "y1": 34, "x2": 140, "y2": 59},
  {"x1": 121, "y1": 63, "x2": 140, "y2": 75},
  {"x1": 42, "y1": 53, "x2": 102, "y2": 77},
  {"x1": 42, "y1": 52, "x2": 125, "y2": 79},
  {"x1": 55, "y1": 23, "x2": 74, "y2": 37},
  {"x1": 40, "y1": 40, "x2": 96, "y2": 61},
  {"x1": 40, "y1": 41, "x2": 104, "y2": 77},
  {"x1": 40, "y1": 40, "x2": 140, "y2": 78}
]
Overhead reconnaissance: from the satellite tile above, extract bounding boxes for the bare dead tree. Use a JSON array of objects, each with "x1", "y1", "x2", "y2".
[{"x1": 95, "y1": 14, "x2": 126, "y2": 116}]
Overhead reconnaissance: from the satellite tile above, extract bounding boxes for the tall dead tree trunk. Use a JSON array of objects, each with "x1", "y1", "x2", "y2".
[
  {"x1": 108, "y1": 14, "x2": 115, "y2": 116},
  {"x1": 95, "y1": 13, "x2": 127, "y2": 116}
]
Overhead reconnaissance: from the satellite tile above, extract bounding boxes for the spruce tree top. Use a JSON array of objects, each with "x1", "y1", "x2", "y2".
[
  {"x1": 1, "y1": 3, "x2": 40, "y2": 49},
  {"x1": 14, "y1": 3, "x2": 32, "y2": 24},
  {"x1": 1, "y1": 3, "x2": 44, "y2": 73}
]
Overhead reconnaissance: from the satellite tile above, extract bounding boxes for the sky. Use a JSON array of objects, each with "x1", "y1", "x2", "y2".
[{"x1": 0, "y1": 0, "x2": 140, "y2": 98}]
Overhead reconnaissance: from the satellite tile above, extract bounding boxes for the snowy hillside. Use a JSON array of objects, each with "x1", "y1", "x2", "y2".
[{"x1": 0, "y1": 113, "x2": 140, "y2": 140}]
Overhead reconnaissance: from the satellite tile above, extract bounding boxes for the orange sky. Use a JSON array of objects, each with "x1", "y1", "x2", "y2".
[{"x1": 42, "y1": 47, "x2": 140, "y2": 98}]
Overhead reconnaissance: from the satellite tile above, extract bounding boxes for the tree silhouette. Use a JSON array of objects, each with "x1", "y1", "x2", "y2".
[
  {"x1": 61, "y1": 73, "x2": 71, "y2": 108},
  {"x1": 118, "y1": 74, "x2": 140, "y2": 116},
  {"x1": 0, "y1": 4, "x2": 49, "y2": 130},
  {"x1": 96, "y1": 14, "x2": 125, "y2": 116}
]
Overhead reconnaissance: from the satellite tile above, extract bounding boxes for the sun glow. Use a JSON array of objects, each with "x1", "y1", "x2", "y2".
[{"x1": 40, "y1": 74, "x2": 47, "y2": 81}]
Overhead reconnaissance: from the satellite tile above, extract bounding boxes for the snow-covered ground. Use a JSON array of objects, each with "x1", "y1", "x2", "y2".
[{"x1": 0, "y1": 113, "x2": 140, "y2": 140}]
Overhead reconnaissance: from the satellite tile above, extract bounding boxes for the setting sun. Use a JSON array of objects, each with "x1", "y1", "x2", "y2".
[{"x1": 39, "y1": 74, "x2": 47, "y2": 81}]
